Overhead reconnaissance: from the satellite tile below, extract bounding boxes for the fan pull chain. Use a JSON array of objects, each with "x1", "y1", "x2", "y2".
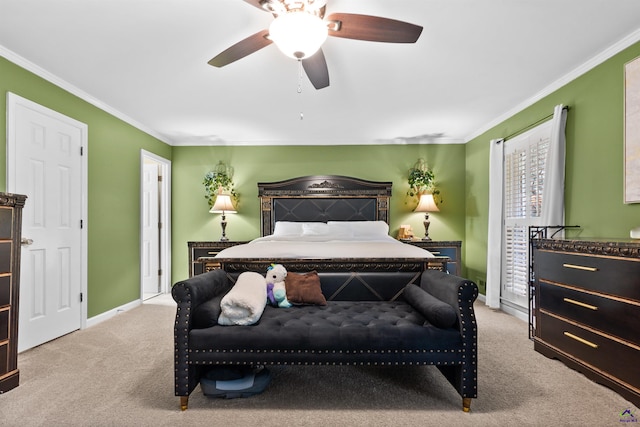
[{"x1": 298, "y1": 60, "x2": 304, "y2": 120}]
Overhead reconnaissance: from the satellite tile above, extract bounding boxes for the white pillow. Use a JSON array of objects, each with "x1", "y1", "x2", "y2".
[
  {"x1": 301, "y1": 222, "x2": 331, "y2": 236},
  {"x1": 273, "y1": 221, "x2": 304, "y2": 236},
  {"x1": 328, "y1": 221, "x2": 389, "y2": 238},
  {"x1": 325, "y1": 222, "x2": 354, "y2": 238}
]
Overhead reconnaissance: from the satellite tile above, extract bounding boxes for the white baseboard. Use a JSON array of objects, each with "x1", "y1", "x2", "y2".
[
  {"x1": 476, "y1": 293, "x2": 528, "y2": 323},
  {"x1": 498, "y1": 304, "x2": 528, "y2": 323},
  {"x1": 86, "y1": 299, "x2": 141, "y2": 328}
]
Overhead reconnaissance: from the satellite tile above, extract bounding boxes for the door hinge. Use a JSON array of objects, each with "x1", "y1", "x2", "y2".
[
  {"x1": 80, "y1": 292, "x2": 84, "y2": 302},
  {"x1": 80, "y1": 219, "x2": 84, "y2": 229},
  {"x1": 158, "y1": 222, "x2": 162, "y2": 229},
  {"x1": 80, "y1": 146, "x2": 84, "y2": 156},
  {"x1": 158, "y1": 269, "x2": 162, "y2": 276},
  {"x1": 158, "y1": 175, "x2": 163, "y2": 182}
]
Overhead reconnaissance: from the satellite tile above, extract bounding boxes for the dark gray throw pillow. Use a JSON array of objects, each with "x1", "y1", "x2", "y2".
[
  {"x1": 192, "y1": 296, "x2": 223, "y2": 329},
  {"x1": 403, "y1": 284, "x2": 457, "y2": 329}
]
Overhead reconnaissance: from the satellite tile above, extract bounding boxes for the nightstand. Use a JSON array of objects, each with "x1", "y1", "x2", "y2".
[
  {"x1": 188, "y1": 241, "x2": 248, "y2": 277},
  {"x1": 405, "y1": 240, "x2": 462, "y2": 276}
]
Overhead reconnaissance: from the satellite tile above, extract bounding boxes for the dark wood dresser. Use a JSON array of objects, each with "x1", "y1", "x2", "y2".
[
  {"x1": 0, "y1": 193, "x2": 26, "y2": 394},
  {"x1": 188, "y1": 241, "x2": 248, "y2": 277},
  {"x1": 532, "y1": 238, "x2": 640, "y2": 407},
  {"x1": 406, "y1": 240, "x2": 462, "y2": 276}
]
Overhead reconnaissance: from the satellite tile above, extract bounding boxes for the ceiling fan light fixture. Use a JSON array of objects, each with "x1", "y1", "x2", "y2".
[{"x1": 269, "y1": 11, "x2": 328, "y2": 59}]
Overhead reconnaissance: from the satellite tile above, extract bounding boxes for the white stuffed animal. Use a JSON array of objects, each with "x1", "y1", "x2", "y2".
[{"x1": 265, "y1": 264, "x2": 292, "y2": 308}]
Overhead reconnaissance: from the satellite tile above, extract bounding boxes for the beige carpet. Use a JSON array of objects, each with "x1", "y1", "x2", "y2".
[{"x1": 0, "y1": 295, "x2": 636, "y2": 426}]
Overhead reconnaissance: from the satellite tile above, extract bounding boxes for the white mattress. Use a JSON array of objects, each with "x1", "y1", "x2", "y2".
[{"x1": 214, "y1": 235, "x2": 434, "y2": 259}]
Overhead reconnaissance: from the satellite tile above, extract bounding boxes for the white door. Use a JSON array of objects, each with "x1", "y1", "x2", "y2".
[
  {"x1": 142, "y1": 161, "x2": 160, "y2": 296},
  {"x1": 501, "y1": 121, "x2": 552, "y2": 310},
  {"x1": 6, "y1": 93, "x2": 86, "y2": 352},
  {"x1": 140, "y1": 150, "x2": 171, "y2": 300}
]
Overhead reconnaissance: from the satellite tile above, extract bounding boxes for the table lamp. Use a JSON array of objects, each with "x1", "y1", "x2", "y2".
[
  {"x1": 209, "y1": 193, "x2": 236, "y2": 241},
  {"x1": 414, "y1": 193, "x2": 439, "y2": 240}
]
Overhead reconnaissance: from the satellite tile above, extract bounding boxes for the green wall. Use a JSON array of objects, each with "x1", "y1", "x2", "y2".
[
  {"x1": 171, "y1": 144, "x2": 467, "y2": 282},
  {"x1": 464, "y1": 41, "x2": 640, "y2": 295},
  {"x1": 0, "y1": 56, "x2": 172, "y2": 317},
  {"x1": 6, "y1": 36, "x2": 640, "y2": 313}
]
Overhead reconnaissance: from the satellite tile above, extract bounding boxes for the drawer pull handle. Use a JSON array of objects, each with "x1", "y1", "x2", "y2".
[
  {"x1": 562, "y1": 263, "x2": 598, "y2": 272},
  {"x1": 207, "y1": 252, "x2": 217, "y2": 255},
  {"x1": 563, "y1": 332, "x2": 598, "y2": 349},
  {"x1": 563, "y1": 298, "x2": 598, "y2": 311},
  {"x1": 431, "y1": 251, "x2": 441, "y2": 255}
]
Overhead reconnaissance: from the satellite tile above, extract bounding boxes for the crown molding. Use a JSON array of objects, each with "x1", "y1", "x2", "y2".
[
  {"x1": 0, "y1": 45, "x2": 174, "y2": 146},
  {"x1": 465, "y1": 27, "x2": 640, "y2": 143}
]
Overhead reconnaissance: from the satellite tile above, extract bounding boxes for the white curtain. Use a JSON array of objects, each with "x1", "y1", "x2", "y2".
[
  {"x1": 485, "y1": 104, "x2": 566, "y2": 309},
  {"x1": 541, "y1": 104, "x2": 567, "y2": 228},
  {"x1": 486, "y1": 138, "x2": 504, "y2": 309}
]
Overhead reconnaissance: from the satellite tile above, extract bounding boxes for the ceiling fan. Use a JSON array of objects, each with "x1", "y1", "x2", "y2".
[{"x1": 208, "y1": 0, "x2": 423, "y2": 90}]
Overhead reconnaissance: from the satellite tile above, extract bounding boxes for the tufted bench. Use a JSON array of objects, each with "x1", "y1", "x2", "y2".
[{"x1": 173, "y1": 269, "x2": 478, "y2": 412}]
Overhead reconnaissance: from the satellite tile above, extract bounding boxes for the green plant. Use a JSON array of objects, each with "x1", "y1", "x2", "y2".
[
  {"x1": 406, "y1": 159, "x2": 440, "y2": 202},
  {"x1": 203, "y1": 161, "x2": 238, "y2": 208}
]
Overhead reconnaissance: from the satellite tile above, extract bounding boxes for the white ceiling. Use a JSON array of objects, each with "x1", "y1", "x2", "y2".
[{"x1": 2, "y1": 0, "x2": 640, "y2": 146}]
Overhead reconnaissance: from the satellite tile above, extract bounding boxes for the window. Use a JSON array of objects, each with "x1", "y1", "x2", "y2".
[{"x1": 501, "y1": 121, "x2": 552, "y2": 310}]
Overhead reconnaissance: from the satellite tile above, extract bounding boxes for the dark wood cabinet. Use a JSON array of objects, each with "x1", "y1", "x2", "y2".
[
  {"x1": 532, "y1": 238, "x2": 640, "y2": 407},
  {"x1": 406, "y1": 240, "x2": 462, "y2": 276},
  {"x1": 0, "y1": 193, "x2": 26, "y2": 394},
  {"x1": 188, "y1": 241, "x2": 248, "y2": 277}
]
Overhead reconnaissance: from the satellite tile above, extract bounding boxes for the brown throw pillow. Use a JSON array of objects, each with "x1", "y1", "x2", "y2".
[{"x1": 285, "y1": 271, "x2": 327, "y2": 306}]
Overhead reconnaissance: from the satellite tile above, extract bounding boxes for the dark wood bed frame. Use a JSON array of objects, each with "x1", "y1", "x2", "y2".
[
  {"x1": 258, "y1": 175, "x2": 392, "y2": 235},
  {"x1": 204, "y1": 176, "x2": 448, "y2": 297}
]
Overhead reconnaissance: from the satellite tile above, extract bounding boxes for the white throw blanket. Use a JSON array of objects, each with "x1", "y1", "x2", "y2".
[{"x1": 218, "y1": 272, "x2": 267, "y2": 326}]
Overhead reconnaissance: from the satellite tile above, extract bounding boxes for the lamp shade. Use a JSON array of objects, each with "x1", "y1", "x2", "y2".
[
  {"x1": 209, "y1": 194, "x2": 236, "y2": 214},
  {"x1": 414, "y1": 194, "x2": 440, "y2": 213},
  {"x1": 269, "y1": 11, "x2": 328, "y2": 59}
]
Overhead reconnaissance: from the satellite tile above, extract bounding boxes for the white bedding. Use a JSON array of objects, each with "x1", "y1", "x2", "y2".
[{"x1": 214, "y1": 234, "x2": 434, "y2": 259}]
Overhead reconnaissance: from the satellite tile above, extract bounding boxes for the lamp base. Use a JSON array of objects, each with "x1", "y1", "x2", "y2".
[
  {"x1": 422, "y1": 213, "x2": 431, "y2": 241},
  {"x1": 219, "y1": 215, "x2": 229, "y2": 242}
]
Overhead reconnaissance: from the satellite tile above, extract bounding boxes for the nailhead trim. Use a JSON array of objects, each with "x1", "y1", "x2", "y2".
[
  {"x1": 174, "y1": 276, "x2": 480, "y2": 401},
  {"x1": 190, "y1": 348, "x2": 464, "y2": 354}
]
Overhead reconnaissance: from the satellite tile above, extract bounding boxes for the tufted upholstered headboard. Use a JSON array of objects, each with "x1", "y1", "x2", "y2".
[{"x1": 257, "y1": 176, "x2": 392, "y2": 236}]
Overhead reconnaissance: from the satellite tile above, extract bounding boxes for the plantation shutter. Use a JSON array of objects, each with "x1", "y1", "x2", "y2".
[
  {"x1": 487, "y1": 104, "x2": 566, "y2": 314},
  {"x1": 501, "y1": 121, "x2": 551, "y2": 309}
]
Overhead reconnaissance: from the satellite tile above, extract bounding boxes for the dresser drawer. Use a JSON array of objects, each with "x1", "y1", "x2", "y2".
[
  {"x1": 0, "y1": 208, "x2": 12, "y2": 240},
  {"x1": 189, "y1": 242, "x2": 249, "y2": 277},
  {"x1": 539, "y1": 281, "x2": 640, "y2": 345},
  {"x1": 0, "y1": 342, "x2": 7, "y2": 374},
  {"x1": 193, "y1": 248, "x2": 224, "y2": 259},
  {"x1": 537, "y1": 312, "x2": 640, "y2": 390},
  {"x1": 535, "y1": 250, "x2": 640, "y2": 301},
  {"x1": 425, "y1": 246, "x2": 456, "y2": 259},
  {"x1": 0, "y1": 276, "x2": 10, "y2": 307},
  {"x1": 192, "y1": 242, "x2": 248, "y2": 260},
  {"x1": 0, "y1": 309, "x2": 8, "y2": 342},
  {"x1": 407, "y1": 241, "x2": 461, "y2": 276},
  {"x1": 426, "y1": 248, "x2": 457, "y2": 275},
  {"x1": 0, "y1": 243, "x2": 11, "y2": 274}
]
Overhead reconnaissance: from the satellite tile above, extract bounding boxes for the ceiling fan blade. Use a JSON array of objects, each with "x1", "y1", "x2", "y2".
[
  {"x1": 208, "y1": 29, "x2": 272, "y2": 67},
  {"x1": 302, "y1": 49, "x2": 330, "y2": 90},
  {"x1": 326, "y1": 13, "x2": 423, "y2": 43}
]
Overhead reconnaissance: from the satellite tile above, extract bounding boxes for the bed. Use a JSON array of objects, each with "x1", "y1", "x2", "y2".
[
  {"x1": 175, "y1": 176, "x2": 478, "y2": 411},
  {"x1": 199, "y1": 175, "x2": 449, "y2": 298}
]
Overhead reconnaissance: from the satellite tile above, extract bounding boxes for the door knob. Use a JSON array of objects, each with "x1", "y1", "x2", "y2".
[{"x1": 21, "y1": 237, "x2": 33, "y2": 246}]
